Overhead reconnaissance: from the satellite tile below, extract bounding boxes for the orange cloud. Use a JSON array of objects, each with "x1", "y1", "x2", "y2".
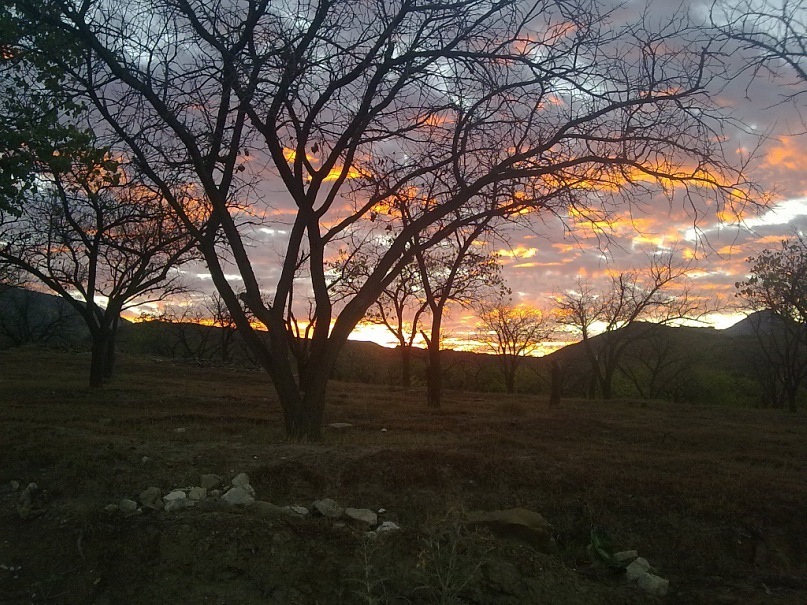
[
  {"x1": 498, "y1": 246, "x2": 538, "y2": 259},
  {"x1": 764, "y1": 137, "x2": 805, "y2": 172}
]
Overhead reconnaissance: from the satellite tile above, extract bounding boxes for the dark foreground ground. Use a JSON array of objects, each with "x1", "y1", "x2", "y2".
[{"x1": 1, "y1": 348, "x2": 806, "y2": 604}]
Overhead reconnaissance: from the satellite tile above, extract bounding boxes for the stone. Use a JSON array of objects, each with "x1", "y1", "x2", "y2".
[
  {"x1": 614, "y1": 550, "x2": 638, "y2": 563},
  {"x1": 638, "y1": 573, "x2": 669, "y2": 596},
  {"x1": 221, "y1": 486, "x2": 255, "y2": 506},
  {"x1": 282, "y1": 505, "x2": 309, "y2": 516},
  {"x1": 625, "y1": 557, "x2": 651, "y2": 581},
  {"x1": 328, "y1": 422, "x2": 353, "y2": 429},
  {"x1": 163, "y1": 490, "x2": 188, "y2": 512},
  {"x1": 209, "y1": 489, "x2": 221, "y2": 498},
  {"x1": 188, "y1": 486, "x2": 207, "y2": 501},
  {"x1": 119, "y1": 499, "x2": 138, "y2": 513},
  {"x1": 231, "y1": 473, "x2": 251, "y2": 487},
  {"x1": 312, "y1": 498, "x2": 344, "y2": 518},
  {"x1": 381, "y1": 428, "x2": 387, "y2": 432},
  {"x1": 139, "y1": 487, "x2": 164, "y2": 510},
  {"x1": 104, "y1": 504, "x2": 119, "y2": 512},
  {"x1": 376, "y1": 521, "x2": 400, "y2": 533},
  {"x1": 16, "y1": 483, "x2": 38, "y2": 520},
  {"x1": 465, "y1": 508, "x2": 556, "y2": 554},
  {"x1": 173, "y1": 427, "x2": 186, "y2": 433},
  {"x1": 345, "y1": 507, "x2": 378, "y2": 526},
  {"x1": 140, "y1": 456, "x2": 152, "y2": 464},
  {"x1": 378, "y1": 508, "x2": 386, "y2": 514},
  {"x1": 247, "y1": 501, "x2": 288, "y2": 518},
  {"x1": 199, "y1": 474, "x2": 222, "y2": 490}
]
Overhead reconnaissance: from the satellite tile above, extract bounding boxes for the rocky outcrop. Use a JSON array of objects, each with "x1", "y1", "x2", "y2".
[{"x1": 465, "y1": 508, "x2": 557, "y2": 554}]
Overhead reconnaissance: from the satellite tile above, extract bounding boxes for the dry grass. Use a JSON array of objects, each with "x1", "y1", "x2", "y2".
[{"x1": 1, "y1": 348, "x2": 806, "y2": 604}]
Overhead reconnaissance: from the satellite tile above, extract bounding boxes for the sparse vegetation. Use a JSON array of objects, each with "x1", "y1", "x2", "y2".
[{"x1": 1, "y1": 348, "x2": 806, "y2": 604}]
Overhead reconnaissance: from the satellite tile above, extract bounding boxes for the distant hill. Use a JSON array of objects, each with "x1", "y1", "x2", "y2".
[
  {"x1": 2, "y1": 285, "x2": 797, "y2": 406},
  {"x1": 0, "y1": 286, "x2": 86, "y2": 347},
  {"x1": 722, "y1": 309, "x2": 788, "y2": 337},
  {"x1": 0, "y1": 285, "x2": 131, "y2": 348}
]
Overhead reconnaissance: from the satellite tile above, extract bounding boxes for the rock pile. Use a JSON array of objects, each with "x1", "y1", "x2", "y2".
[
  {"x1": 617, "y1": 551, "x2": 669, "y2": 597},
  {"x1": 104, "y1": 474, "x2": 402, "y2": 537}
]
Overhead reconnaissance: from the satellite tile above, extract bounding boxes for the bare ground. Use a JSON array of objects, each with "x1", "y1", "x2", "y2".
[{"x1": 1, "y1": 348, "x2": 806, "y2": 604}]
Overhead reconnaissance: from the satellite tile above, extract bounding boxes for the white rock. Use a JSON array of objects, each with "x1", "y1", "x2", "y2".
[
  {"x1": 345, "y1": 508, "x2": 378, "y2": 526},
  {"x1": 312, "y1": 498, "x2": 344, "y2": 518},
  {"x1": 288, "y1": 505, "x2": 309, "y2": 516},
  {"x1": 188, "y1": 486, "x2": 207, "y2": 501},
  {"x1": 378, "y1": 508, "x2": 386, "y2": 514},
  {"x1": 119, "y1": 499, "x2": 138, "y2": 513},
  {"x1": 626, "y1": 557, "x2": 651, "y2": 581},
  {"x1": 199, "y1": 474, "x2": 222, "y2": 490},
  {"x1": 173, "y1": 427, "x2": 186, "y2": 433},
  {"x1": 376, "y1": 521, "x2": 400, "y2": 533},
  {"x1": 638, "y1": 573, "x2": 669, "y2": 596},
  {"x1": 381, "y1": 428, "x2": 388, "y2": 432},
  {"x1": 231, "y1": 473, "x2": 251, "y2": 487},
  {"x1": 221, "y1": 486, "x2": 255, "y2": 506},
  {"x1": 141, "y1": 456, "x2": 152, "y2": 464},
  {"x1": 328, "y1": 422, "x2": 353, "y2": 429},
  {"x1": 614, "y1": 550, "x2": 638, "y2": 563},
  {"x1": 163, "y1": 490, "x2": 188, "y2": 512},
  {"x1": 139, "y1": 487, "x2": 163, "y2": 510}
]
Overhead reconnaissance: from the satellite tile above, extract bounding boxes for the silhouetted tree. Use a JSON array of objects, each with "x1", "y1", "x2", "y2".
[
  {"x1": 476, "y1": 298, "x2": 551, "y2": 393},
  {"x1": 712, "y1": 0, "x2": 806, "y2": 99},
  {"x1": 617, "y1": 324, "x2": 697, "y2": 401},
  {"x1": 736, "y1": 237, "x2": 807, "y2": 410},
  {"x1": 0, "y1": 157, "x2": 198, "y2": 386},
  {"x1": 26, "y1": 0, "x2": 754, "y2": 437},
  {"x1": 555, "y1": 251, "x2": 704, "y2": 399},
  {"x1": 330, "y1": 239, "x2": 427, "y2": 388}
]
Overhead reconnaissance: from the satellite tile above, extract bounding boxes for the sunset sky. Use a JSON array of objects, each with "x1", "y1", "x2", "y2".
[{"x1": 126, "y1": 0, "x2": 807, "y2": 352}]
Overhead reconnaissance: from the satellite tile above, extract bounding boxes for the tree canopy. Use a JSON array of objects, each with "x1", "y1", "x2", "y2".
[{"x1": 16, "y1": 0, "x2": 756, "y2": 437}]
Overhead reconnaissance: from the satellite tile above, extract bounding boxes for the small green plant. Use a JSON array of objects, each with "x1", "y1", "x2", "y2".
[
  {"x1": 414, "y1": 512, "x2": 491, "y2": 605},
  {"x1": 345, "y1": 535, "x2": 390, "y2": 605}
]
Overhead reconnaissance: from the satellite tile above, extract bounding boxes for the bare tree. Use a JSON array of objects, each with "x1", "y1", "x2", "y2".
[
  {"x1": 0, "y1": 286, "x2": 79, "y2": 348},
  {"x1": 28, "y1": 0, "x2": 755, "y2": 437},
  {"x1": 476, "y1": 298, "x2": 552, "y2": 393},
  {"x1": 330, "y1": 239, "x2": 427, "y2": 388},
  {"x1": 711, "y1": 0, "x2": 806, "y2": 98},
  {"x1": 617, "y1": 324, "x2": 697, "y2": 401},
  {"x1": 412, "y1": 220, "x2": 506, "y2": 408},
  {"x1": 555, "y1": 251, "x2": 705, "y2": 399},
  {"x1": 736, "y1": 237, "x2": 807, "y2": 410},
  {"x1": 0, "y1": 157, "x2": 198, "y2": 386},
  {"x1": 0, "y1": 262, "x2": 25, "y2": 288}
]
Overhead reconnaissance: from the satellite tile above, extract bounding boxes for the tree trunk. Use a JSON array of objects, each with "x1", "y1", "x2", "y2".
[
  {"x1": 89, "y1": 333, "x2": 108, "y2": 388},
  {"x1": 400, "y1": 344, "x2": 412, "y2": 388},
  {"x1": 549, "y1": 360, "x2": 561, "y2": 406},
  {"x1": 271, "y1": 362, "x2": 327, "y2": 441},
  {"x1": 504, "y1": 359, "x2": 516, "y2": 394},
  {"x1": 426, "y1": 342, "x2": 442, "y2": 408},
  {"x1": 786, "y1": 381, "x2": 799, "y2": 412},
  {"x1": 601, "y1": 364, "x2": 615, "y2": 400},
  {"x1": 587, "y1": 375, "x2": 597, "y2": 399},
  {"x1": 103, "y1": 315, "x2": 119, "y2": 381}
]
